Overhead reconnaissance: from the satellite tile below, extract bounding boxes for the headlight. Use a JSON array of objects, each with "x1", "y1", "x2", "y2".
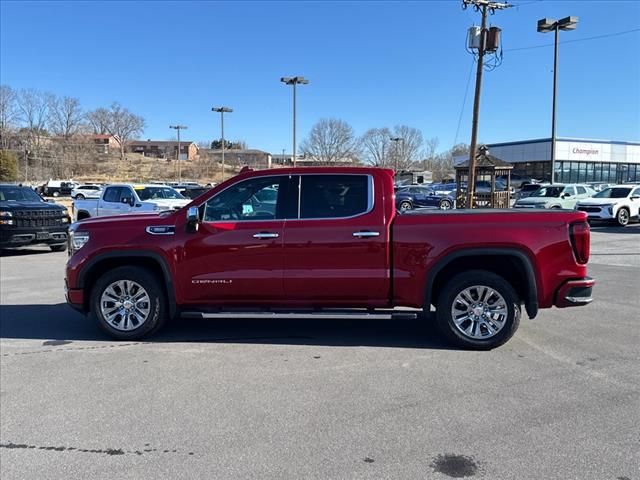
[
  {"x1": 62, "y1": 216, "x2": 70, "y2": 224},
  {"x1": 0, "y1": 211, "x2": 14, "y2": 225},
  {"x1": 70, "y1": 231, "x2": 90, "y2": 251}
]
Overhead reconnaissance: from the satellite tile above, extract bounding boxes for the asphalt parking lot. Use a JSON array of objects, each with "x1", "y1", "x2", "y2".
[{"x1": 1, "y1": 223, "x2": 639, "y2": 480}]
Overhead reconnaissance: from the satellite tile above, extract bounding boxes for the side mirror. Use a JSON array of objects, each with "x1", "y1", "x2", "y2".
[
  {"x1": 122, "y1": 197, "x2": 135, "y2": 207},
  {"x1": 186, "y1": 206, "x2": 200, "y2": 232}
]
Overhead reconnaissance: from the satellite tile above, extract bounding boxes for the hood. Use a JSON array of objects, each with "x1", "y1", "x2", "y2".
[
  {"x1": 0, "y1": 200, "x2": 67, "y2": 212},
  {"x1": 72, "y1": 211, "x2": 171, "y2": 228},
  {"x1": 577, "y1": 197, "x2": 621, "y2": 206},
  {"x1": 516, "y1": 196, "x2": 553, "y2": 204},
  {"x1": 142, "y1": 198, "x2": 190, "y2": 209}
]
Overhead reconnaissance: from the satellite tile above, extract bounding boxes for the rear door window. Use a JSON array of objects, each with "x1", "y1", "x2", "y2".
[{"x1": 299, "y1": 175, "x2": 370, "y2": 219}]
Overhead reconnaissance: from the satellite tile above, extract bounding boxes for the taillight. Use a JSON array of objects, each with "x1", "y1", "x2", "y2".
[{"x1": 570, "y1": 221, "x2": 590, "y2": 264}]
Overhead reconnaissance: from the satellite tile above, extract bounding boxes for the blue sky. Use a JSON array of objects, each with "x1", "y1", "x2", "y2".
[{"x1": 1, "y1": 0, "x2": 639, "y2": 154}]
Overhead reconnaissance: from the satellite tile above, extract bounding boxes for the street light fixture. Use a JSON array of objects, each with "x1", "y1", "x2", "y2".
[
  {"x1": 537, "y1": 15, "x2": 578, "y2": 183},
  {"x1": 212, "y1": 107, "x2": 233, "y2": 181},
  {"x1": 169, "y1": 124, "x2": 188, "y2": 183},
  {"x1": 390, "y1": 137, "x2": 403, "y2": 172},
  {"x1": 281, "y1": 76, "x2": 309, "y2": 167}
]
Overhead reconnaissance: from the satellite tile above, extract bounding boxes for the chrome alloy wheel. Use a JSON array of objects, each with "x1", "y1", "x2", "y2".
[
  {"x1": 450, "y1": 285, "x2": 508, "y2": 340},
  {"x1": 100, "y1": 280, "x2": 151, "y2": 331}
]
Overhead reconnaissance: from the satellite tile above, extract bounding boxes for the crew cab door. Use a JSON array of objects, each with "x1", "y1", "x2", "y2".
[
  {"x1": 282, "y1": 174, "x2": 390, "y2": 305},
  {"x1": 179, "y1": 175, "x2": 292, "y2": 304}
]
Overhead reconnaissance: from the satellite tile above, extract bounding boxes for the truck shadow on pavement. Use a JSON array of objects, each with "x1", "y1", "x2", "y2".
[{"x1": 0, "y1": 303, "x2": 455, "y2": 350}]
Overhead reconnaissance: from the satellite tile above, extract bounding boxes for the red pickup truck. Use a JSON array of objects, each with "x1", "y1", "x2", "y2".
[{"x1": 65, "y1": 167, "x2": 594, "y2": 349}]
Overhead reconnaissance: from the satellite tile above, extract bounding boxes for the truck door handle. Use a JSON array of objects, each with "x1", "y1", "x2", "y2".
[
  {"x1": 253, "y1": 232, "x2": 279, "y2": 239},
  {"x1": 353, "y1": 231, "x2": 380, "y2": 238}
]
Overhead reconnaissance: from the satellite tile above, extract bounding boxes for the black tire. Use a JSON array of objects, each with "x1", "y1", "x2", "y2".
[
  {"x1": 75, "y1": 193, "x2": 85, "y2": 200},
  {"x1": 434, "y1": 270, "x2": 521, "y2": 350},
  {"x1": 439, "y1": 199, "x2": 453, "y2": 210},
  {"x1": 616, "y1": 207, "x2": 630, "y2": 227},
  {"x1": 50, "y1": 244, "x2": 67, "y2": 252},
  {"x1": 90, "y1": 266, "x2": 167, "y2": 340},
  {"x1": 399, "y1": 201, "x2": 412, "y2": 211}
]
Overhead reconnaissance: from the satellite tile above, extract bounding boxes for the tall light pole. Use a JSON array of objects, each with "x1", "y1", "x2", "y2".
[
  {"x1": 538, "y1": 16, "x2": 578, "y2": 184},
  {"x1": 280, "y1": 76, "x2": 309, "y2": 167},
  {"x1": 390, "y1": 137, "x2": 403, "y2": 172},
  {"x1": 169, "y1": 124, "x2": 188, "y2": 183},
  {"x1": 212, "y1": 107, "x2": 233, "y2": 181}
]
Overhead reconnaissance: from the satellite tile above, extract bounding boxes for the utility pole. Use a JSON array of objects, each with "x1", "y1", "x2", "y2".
[
  {"x1": 463, "y1": 0, "x2": 511, "y2": 208},
  {"x1": 169, "y1": 125, "x2": 188, "y2": 183},
  {"x1": 212, "y1": 107, "x2": 233, "y2": 181}
]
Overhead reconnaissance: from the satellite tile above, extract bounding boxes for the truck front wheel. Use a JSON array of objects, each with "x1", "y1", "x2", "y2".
[
  {"x1": 91, "y1": 266, "x2": 167, "y2": 340},
  {"x1": 435, "y1": 270, "x2": 520, "y2": 350}
]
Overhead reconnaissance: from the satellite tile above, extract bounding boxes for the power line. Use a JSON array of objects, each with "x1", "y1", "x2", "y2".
[
  {"x1": 506, "y1": 27, "x2": 640, "y2": 52},
  {"x1": 453, "y1": 57, "x2": 476, "y2": 148}
]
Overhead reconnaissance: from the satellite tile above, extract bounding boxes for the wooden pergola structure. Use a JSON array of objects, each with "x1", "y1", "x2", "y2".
[{"x1": 455, "y1": 146, "x2": 513, "y2": 209}]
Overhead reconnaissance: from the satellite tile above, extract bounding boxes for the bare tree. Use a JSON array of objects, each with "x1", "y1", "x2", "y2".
[
  {"x1": 300, "y1": 118, "x2": 359, "y2": 165},
  {"x1": 48, "y1": 95, "x2": 84, "y2": 139},
  {"x1": 0, "y1": 85, "x2": 19, "y2": 150},
  {"x1": 104, "y1": 102, "x2": 145, "y2": 160},
  {"x1": 422, "y1": 137, "x2": 439, "y2": 169},
  {"x1": 86, "y1": 107, "x2": 111, "y2": 135},
  {"x1": 390, "y1": 125, "x2": 424, "y2": 171},
  {"x1": 360, "y1": 127, "x2": 393, "y2": 167},
  {"x1": 17, "y1": 89, "x2": 52, "y2": 173}
]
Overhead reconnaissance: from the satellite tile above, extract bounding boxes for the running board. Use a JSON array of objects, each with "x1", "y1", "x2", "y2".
[{"x1": 181, "y1": 310, "x2": 419, "y2": 321}]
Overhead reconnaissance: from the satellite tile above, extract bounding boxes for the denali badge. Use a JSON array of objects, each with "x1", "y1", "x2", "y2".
[{"x1": 192, "y1": 279, "x2": 233, "y2": 285}]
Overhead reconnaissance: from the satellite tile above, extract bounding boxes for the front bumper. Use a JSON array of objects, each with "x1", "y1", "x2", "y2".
[
  {"x1": 0, "y1": 227, "x2": 68, "y2": 248},
  {"x1": 576, "y1": 206, "x2": 615, "y2": 220},
  {"x1": 64, "y1": 278, "x2": 85, "y2": 312},
  {"x1": 554, "y1": 277, "x2": 595, "y2": 308}
]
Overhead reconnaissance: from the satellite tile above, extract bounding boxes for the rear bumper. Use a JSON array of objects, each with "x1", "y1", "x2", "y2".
[{"x1": 554, "y1": 277, "x2": 595, "y2": 308}]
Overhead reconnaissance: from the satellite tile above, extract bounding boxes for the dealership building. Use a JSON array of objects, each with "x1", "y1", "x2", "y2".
[{"x1": 463, "y1": 138, "x2": 640, "y2": 184}]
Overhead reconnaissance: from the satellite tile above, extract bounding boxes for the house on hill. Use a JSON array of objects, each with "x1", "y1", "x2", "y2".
[{"x1": 128, "y1": 140, "x2": 199, "y2": 160}]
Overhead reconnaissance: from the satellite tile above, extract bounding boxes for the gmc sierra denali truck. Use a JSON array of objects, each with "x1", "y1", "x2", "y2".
[{"x1": 65, "y1": 167, "x2": 594, "y2": 349}]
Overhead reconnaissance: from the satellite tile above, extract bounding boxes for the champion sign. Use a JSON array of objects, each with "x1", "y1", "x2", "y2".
[{"x1": 572, "y1": 147, "x2": 599, "y2": 156}]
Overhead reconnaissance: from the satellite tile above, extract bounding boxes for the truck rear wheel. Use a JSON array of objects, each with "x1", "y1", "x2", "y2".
[
  {"x1": 435, "y1": 270, "x2": 520, "y2": 350},
  {"x1": 91, "y1": 266, "x2": 167, "y2": 340}
]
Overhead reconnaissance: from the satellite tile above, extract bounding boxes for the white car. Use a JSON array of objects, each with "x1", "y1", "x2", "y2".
[
  {"x1": 576, "y1": 185, "x2": 640, "y2": 226},
  {"x1": 71, "y1": 184, "x2": 103, "y2": 200},
  {"x1": 73, "y1": 183, "x2": 191, "y2": 221}
]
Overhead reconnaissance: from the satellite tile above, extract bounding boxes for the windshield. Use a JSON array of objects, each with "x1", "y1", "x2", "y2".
[
  {"x1": 0, "y1": 186, "x2": 44, "y2": 202},
  {"x1": 135, "y1": 186, "x2": 185, "y2": 200},
  {"x1": 533, "y1": 186, "x2": 563, "y2": 198},
  {"x1": 593, "y1": 187, "x2": 631, "y2": 199}
]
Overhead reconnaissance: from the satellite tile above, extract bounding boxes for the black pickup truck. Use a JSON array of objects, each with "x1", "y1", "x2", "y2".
[{"x1": 0, "y1": 184, "x2": 70, "y2": 251}]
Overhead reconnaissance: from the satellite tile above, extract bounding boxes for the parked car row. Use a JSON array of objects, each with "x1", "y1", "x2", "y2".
[{"x1": 395, "y1": 181, "x2": 640, "y2": 226}]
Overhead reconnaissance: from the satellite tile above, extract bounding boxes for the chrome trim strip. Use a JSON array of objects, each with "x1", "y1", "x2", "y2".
[
  {"x1": 199, "y1": 173, "x2": 376, "y2": 224},
  {"x1": 565, "y1": 296, "x2": 593, "y2": 304},
  {"x1": 252, "y1": 232, "x2": 279, "y2": 239},
  {"x1": 183, "y1": 312, "x2": 397, "y2": 320},
  {"x1": 353, "y1": 231, "x2": 380, "y2": 237},
  {"x1": 145, "y1": 226, "x2": 176, "y2": 235}
]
